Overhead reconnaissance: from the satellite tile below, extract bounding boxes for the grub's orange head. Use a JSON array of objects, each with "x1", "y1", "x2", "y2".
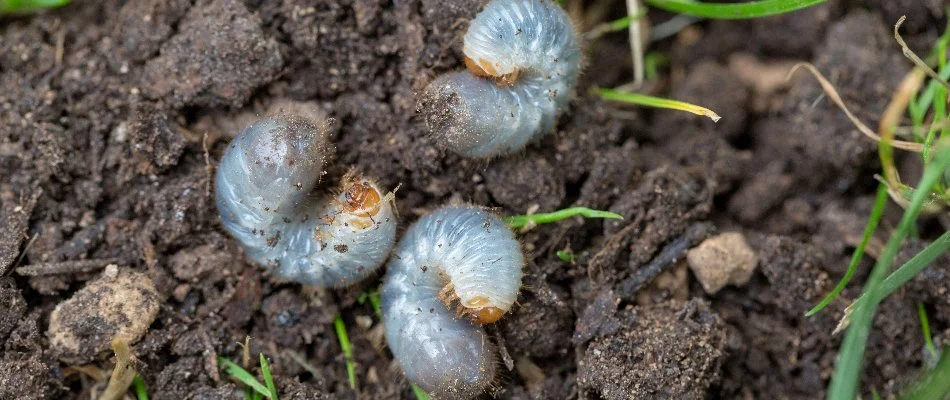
[
  {"x1": 462, "y1": 295, "x2": 506, "y2": 324},
  {"x1": 342, "y1": 180, "x2": 382, "y2": 218},
  {"x1": 463, "y1": 56, "x2": 520, "y2": 87}
]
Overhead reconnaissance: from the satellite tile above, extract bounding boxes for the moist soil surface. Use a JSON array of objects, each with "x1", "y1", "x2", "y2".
[{"x1": 1, "y1": 0, "x2": 949, "y2": 399}]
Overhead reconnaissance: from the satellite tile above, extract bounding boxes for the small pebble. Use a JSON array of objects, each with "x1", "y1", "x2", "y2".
[{"x1": 686, "y1": 232, "x2": 758, "y2": 294}]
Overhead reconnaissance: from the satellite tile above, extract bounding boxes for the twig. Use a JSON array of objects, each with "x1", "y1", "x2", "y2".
[
  {"x1": 15, "y1": 259, "x2": 116, "y2": 276},
  {"x1": 617, "y1": 222, "x2": 714, "y2": 300}
]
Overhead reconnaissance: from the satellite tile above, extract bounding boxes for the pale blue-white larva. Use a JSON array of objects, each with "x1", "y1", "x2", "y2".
[
  {"x1": 215, "y1": 114, "x2": 397, "y2": 287},
  {"x1": 381, "y1": 206, "x2": 525, "y2": 398},
  {"x1": 421, "y1": 0, "x2": 581, "y2": 158}
]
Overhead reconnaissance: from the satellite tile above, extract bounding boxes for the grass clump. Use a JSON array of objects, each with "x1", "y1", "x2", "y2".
[{"x1": 219, "y1": 352, "x2": 279, "y2": 400}]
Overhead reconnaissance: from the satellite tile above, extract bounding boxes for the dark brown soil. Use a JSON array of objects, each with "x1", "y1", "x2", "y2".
[{"x1": 1, "y1": 0, "x2": 947, "y2": 399}]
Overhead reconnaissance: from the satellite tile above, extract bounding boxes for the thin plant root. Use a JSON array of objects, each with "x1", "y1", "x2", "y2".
[
  {"x1": 787, "y1": 63, "x2": 925, "y2": 152},
  {"x1": 98, "y1": 338, "x2": 137, "y2": 400}
]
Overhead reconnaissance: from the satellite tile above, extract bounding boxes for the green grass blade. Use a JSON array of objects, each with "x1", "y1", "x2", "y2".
[
  {"x1": 0, "y1": 0, "x2": 69, "y2": 13},
  {"x1": 594, "y1": 87, "x2": 721, "y2": 122},
  {"x1": 806, "y1": 184, "x2": 889, "y2": 316},
  {"x1": 902, "y1": 349, "x2": 950, "y2": 400},
  {"x1": 873, "y1": 231, "x2": 950, "y2": 304},
  {"x1": 260, "y1": 354, "x2": 278, "y2": 400},
  {"x1": 333, "y1": 316, "x2": 357, "y2": 389},
  {"x1": 829, "y1": 146, "x2": 950, "y2": 400},
  {"x1": 411, "y1": 383, "x2": 431, "y2": 400},
  {"x1": 556, "y1": 249, "x2": 576, "y2": 263},
  {"x1": 358, "y1": 288, "x2": 382, "y2": 317},
  {"x1": 132, "y1": 375, "x2": 149, "y2": 400},
  {"x1": 504, "y1": 207, "x2": 622, "y2": 230},
  {"x1": 643, "y1": 0, "x2": 825, "y2": 19},
  {"x1": 841, "y1": 231, "x2": 950, "y2": 329},
  {"x1": 218, "y1": 357, "x2": 272, "y2": 399},
  {"x1": 917, "y1": 303, "x2": 938, "y2": 360}
]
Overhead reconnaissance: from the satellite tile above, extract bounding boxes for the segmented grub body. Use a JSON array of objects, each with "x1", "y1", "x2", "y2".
[
  {"x1": 215, "y1": 115, "x2": 397, "y2": 287},
  {"x1": 421, "y1": 0, "x2": 581, "y2": 158},
  {"x1": 381, "y1": 206, "x2": 524, "y2": 398}
]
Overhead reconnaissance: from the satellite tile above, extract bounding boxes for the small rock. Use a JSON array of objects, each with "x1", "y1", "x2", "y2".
[
  {"x1": 687, "y1": 232, "x2": 758, "y2": 294},
  {"x1": 48, "y1": 269, "x2": 161, "y2": 363}
]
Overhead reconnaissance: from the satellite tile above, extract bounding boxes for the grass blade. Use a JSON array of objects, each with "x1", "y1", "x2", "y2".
[
  {"x1": 132, "y1": 375, "x2": 149, "y2": 400},
  {"x1": 806, "y1": 184, "x2": 889, "y2": 316},
  {"x1": 902, "y1": 349, "x2": 950, "y2": 400},
  {"x1": 917, "y1": 303, "x2": 938, "y2": 360},
  {"x1": 594, "y1": 87, "x2": 721, "y2": 122},
  {"x1": 0, "y1": 0, "x2": 69, "y2": 13},
  {"x1": 504, "y1": 206, "x2": 623, "y2": 230},
  {"x1": 219, "y1": 357, "x2": 272, "y2": 399},
  {"x1": 333, "y1": 316, "x2": 357, "y2": 389},
  {"x1": 260, "y1": 354, "x2": 278, "y2": 400},
  {"x1": 828, "y1": 146, "x2": 950, "y2": 400},
  {"x1": 643, "y1": 0, "x2": 825, "y2": 19},
  {"x1": 357, "y1": 288, "x2": 382, "y2": 317},
  {"x1": 411, "y1": 383, "x2": 431, "y2": 400}
]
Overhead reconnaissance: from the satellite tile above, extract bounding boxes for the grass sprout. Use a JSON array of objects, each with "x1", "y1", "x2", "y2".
[
  {"x1": 917, "y1": 303, "x2": 938, "y2": 360},
  {"x1": 333, "y1": 316, "x2": 357, "y2": 390},
  {"x1": 132, "y1": 375, "x2": 149, "y2": 400},
  {"x1": 218, "y1": 357, "x2": 272, "y2": 399},
  {"x1": 805, "y1": 183, "x2": 889, "y2": 317},
  {"x1": 556, "y1": 249, "x2": 577, "y2": 263},
  {"x1": 504, "y1": 206, "x2": 622, "y2": 231},
  {"x1": 358, "y1": 288, "x2": 382, "y2": 317},
  {"x1": 643, "y1": 0, "x2": 825, "y2": 19},
  {"x1": 594, "y1": 87, "x2": 721, "y2": 121},
  {"x1": 260, "y1": 354, "x2": 278, "y2": 400},
  {"x1": 411, "y1": 383, "x2": 431, "y2": 400},
  {"x1": 901, "y1": 350, "x2": 950, "y2": 400}
]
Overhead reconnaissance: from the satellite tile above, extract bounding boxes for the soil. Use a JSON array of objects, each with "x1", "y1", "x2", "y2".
[{"x1": 0, "y1": 0, "x2": 947, "y2": 399}]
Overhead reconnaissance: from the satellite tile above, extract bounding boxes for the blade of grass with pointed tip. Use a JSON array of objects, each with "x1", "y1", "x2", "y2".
[
  {"x1": 902, "y1": 349, "x2": 950, "y2": 400},
  {"x1": 643, "y1": 0, "x2": 825, "y2": 19},
  {"x1": 219, "y1": 357, "x2": 272, "y2": 399},
  {"x1": 260, "y1": 354, "x2": 278, "y2": 400},
  {"x1": 133, "y1": 375, "x2": 149, "y2": 400},
  {"x1": 806, "y1": 183, "x2": 888, "y2": 317},
  {"x1": 828, "y1": 146, "x2": 950, "y2": 400},
  {"x1": 917, "y1": 303, "x2": 938, "y2": 360},
  {"x1": 594, "y1": 87, "x2": 721, "y2": 122},
  {"x1": 411, "y1": 383, "x2": 431, "y2": 400},
  {"x1": 334, "y1": 316, "x2": 357, "y2": 389},
  {"x1": 504, "y1": 207, "x2": 623, "y2": 230}
]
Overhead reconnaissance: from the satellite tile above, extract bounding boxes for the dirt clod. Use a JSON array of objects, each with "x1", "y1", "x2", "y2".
[
  {"x1": 48, "y1": 269, "x2": 161, "y2": 363},
  {"x1": 142, "y1": 0, "x2": 283, "y2": 108},
  {"x1": 579, "y1": 299, "x2": 728, "y2": 400}
]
